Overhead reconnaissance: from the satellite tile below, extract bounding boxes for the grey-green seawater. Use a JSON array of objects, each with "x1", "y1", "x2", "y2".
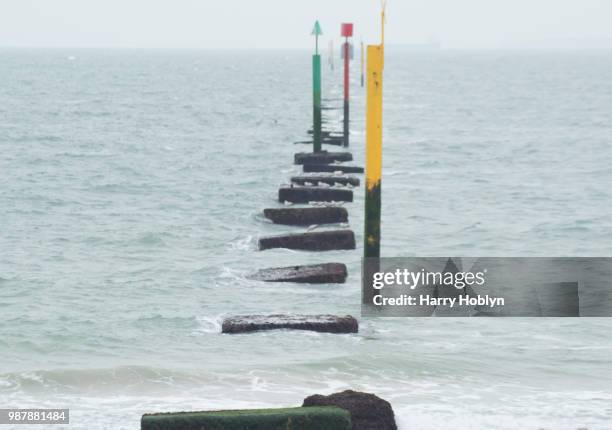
[{"x1": 1, "y1": 49, "x2": 612, "y2": 429}]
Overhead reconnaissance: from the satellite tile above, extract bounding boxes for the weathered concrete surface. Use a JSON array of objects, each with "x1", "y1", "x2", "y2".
[
  {"x1": 259, "y1": 230, "x2": 356, "y2": 251},
  {"x1": 248, "y1": 263, "x2": 347, "y2": 283},
  {"x1": 303, "y1": 164, "x2": 364, "y2": 174},
  {"x1": 294, "y1": 151, "x2": 353, "y2": 165},
  {"x1": 279, "y1": 186, "x2": 353, "y2": 203},
  {"x1": 141, "y1": 406, "x2": 351, "y2": 430},
  {"x1": 291, "y1": 175, "x2": 359, "y2": 187},
  {"x1": 263, "y1": 207, "x2": 348, "y2": 225},
  {"x1": 222, "y1": 314, "x2": 359, "y2": 334},
  {"x1": 303, "y1": 390, "x2": 397, "y2": 430}
]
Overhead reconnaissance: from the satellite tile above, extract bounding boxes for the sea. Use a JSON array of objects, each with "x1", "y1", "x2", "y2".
[{"x1": 1, "y1": 48, "x2": 612, "y2": 429}]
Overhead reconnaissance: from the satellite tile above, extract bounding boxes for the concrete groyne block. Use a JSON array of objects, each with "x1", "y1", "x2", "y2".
[
  {"x1": 258, "y1": 230, "x2": 356, "y2": 251},
  {"x1": 293, "y1": 137, "x2": 345, "y2": 146},
  {"x1": 291, "y1": 175, "x2": 359, "y2": 187},
  {"x1": 279, "y1": 187, "x2": 353, "y2": 203},
  {"x1": 142, "y1": 406, "x2": 351, "y2": 430},
  {"x1": 294, "y1": 151, "x2": 353, "y2": 165},
  {"x1": 303, "y1": 390, "x2": 397, "y2": 430},
  {"x1": 303, "y1": 164, "x2": 364, "y2": 174},
  {"x1": 263, "y1": 207, "x2": 348, "y2": 225},
  {"x1": 222, "y1": 314, "x2": 359, "y2": 334},
  {"x1": 248, "y1": 263, "x2": 347, "y2": 284}
]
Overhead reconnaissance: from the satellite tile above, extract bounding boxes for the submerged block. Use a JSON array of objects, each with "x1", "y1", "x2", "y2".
[
  {"x1": 141, "y1": 406, "x2": 351, "y2": 430},
  {"x1": 258, "y1": 230, "x2": 356, "y2": 251},
  {"x1": 249, "y1": 263, "x2": 348, "y2": 284},
  {"x1": 279, "y1": 187, "x2": 353, "y2": 203},
  {"x1": 222, "y1": 315, "x2": 359, "y2": 334},
  {"x1": 263, "y1": 207, "x2": 348, "y2": 225},
  {"x1": 294, "y1": 151, "x2": 353, "y2": 165},
  {"x1": 291, "y1": 175, "x2": 359, "y2": 187},
  {"x1": 303, "y1": 164, "x2": 364, "y2": 174}
]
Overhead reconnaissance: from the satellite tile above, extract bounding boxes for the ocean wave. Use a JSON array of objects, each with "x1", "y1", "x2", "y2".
[
  {"x1": 227, "y1": 235, "x2": 256, "y2": 251},
  {"x1": 0, "y1": 366, "x2": 213, "y2": 394},
  {"x1": 136, "y1": 232, "x2": 167, "y2": 246},
  {"x1": 193, "y1": 315, "x2": 223, "y2": 334}
]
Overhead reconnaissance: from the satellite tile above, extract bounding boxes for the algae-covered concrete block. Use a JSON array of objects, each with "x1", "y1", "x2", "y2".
[
  {"x1": 303, "y1": 164, "x2": 364, "y2": 174},
  {"x1": 258, "y1": 230, "x2": 356, "y2": 251},
  {"x1": 248, "y1": 263, "x2": 347, "y2": 283},
  {"x1": 291, "y1": 176, "x2": 359, "y2": 187},
  {"x1": 294, "y1": 151, "x2": 353, "y2": 165},
  {"x1": 221, "y1": 315, "x2": 359, "y2": 334},
  {"x1": 279, "y1": 187, "x2": 353, "y2": 203},
  {"x1": 263, "y1": 207, "x2": 348, "y2": 226},
  {"x1": 142, "y1": 406, "x2": 351, "y2": 430}
]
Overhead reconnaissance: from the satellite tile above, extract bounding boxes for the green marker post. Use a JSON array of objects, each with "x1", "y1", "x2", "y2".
[{"x1": 312, "y1": 20, "x2": 323, "y2": 153}]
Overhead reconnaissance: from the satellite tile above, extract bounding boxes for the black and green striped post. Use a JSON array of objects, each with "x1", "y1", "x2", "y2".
[{"x1": 312, "y1": 21, "x2": 323, "y2": 153}]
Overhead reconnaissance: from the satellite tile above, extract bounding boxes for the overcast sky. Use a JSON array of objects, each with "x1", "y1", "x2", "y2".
[{"x1": 2, "y1": 0, "x2": 612, "y2": 49}]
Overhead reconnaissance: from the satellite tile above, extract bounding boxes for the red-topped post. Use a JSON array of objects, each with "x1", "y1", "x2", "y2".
[{"x1": 341, "y1": 23, "x2": 353, "y2": 147}]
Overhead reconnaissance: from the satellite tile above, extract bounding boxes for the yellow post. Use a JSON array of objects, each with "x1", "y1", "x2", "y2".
[
  {"x1": 364, "y1": 4, "x2": 385, "y2": 259},
  {"x1": 363, "y1": 1, "x2": 386, "y2": 307}
]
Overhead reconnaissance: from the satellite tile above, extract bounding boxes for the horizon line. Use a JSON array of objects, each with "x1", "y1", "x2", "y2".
[{"x1": 2, "y1": 45, "x2": 612, "y2": 51}]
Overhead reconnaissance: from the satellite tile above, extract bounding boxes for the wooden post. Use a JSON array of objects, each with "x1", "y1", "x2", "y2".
[
  {"x1": 364, "y1": 9, "x2": 385, "y2": 259},
  {"x1": 341, "y1": 23, "x2": 353, "y2": 147},
  {"x1": 360, "y1": 40, "x2": 365, "y2": 87},
  {"x1": 312, "y1": 21, "x2": 323, "y2": 153}
]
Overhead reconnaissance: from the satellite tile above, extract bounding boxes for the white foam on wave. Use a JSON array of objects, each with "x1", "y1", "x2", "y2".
[
  {"x1": 227, "y1": 234, "x2": 256, "y2": 251},
  {"x1": 193, "y1": 315, "x2": 223, "y2": 334}
]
